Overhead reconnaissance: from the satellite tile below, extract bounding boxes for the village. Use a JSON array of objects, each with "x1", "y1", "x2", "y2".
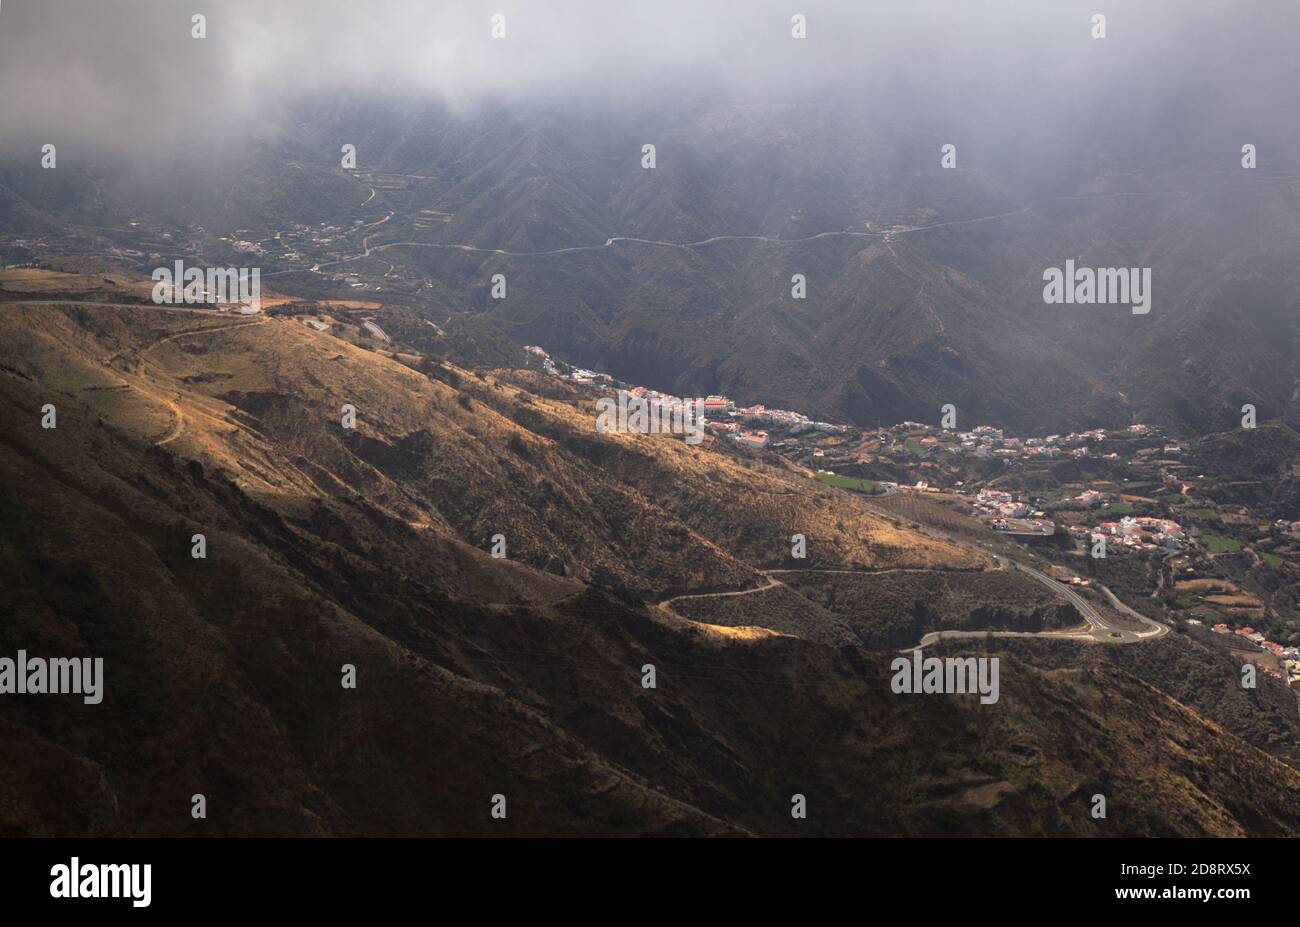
[
  {"x1": 1205, "y1": 623, "x2": 1300, "y2": 685},
  {"x1": 525, "y1": 345, "x2": 848, "y2": 452},
  {"x1": 523, "y1": 345, "x2": 1300, "y2": 685}
]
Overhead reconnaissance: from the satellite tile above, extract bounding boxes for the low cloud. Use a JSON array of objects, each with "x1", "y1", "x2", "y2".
[{"x1": 0, "y1": 0, "x2": 1297, "y2": 159}]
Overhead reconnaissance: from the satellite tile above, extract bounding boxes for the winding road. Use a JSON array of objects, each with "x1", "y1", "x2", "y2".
[
  {"x1": 295, "y1": 205, "x2": 1036, "y2": 266},
  {"x1": 996, "y1": 556, "x2": 1167, "y2": 645},
  {"x1": 264, "y1": 168, "x2": 1300, "y2": 276},
  {"x1": 658, "y1": 526, "x2": 1169, "y2": 652}
]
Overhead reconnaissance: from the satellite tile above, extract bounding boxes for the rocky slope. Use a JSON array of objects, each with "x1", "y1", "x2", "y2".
[{"x1": 1, "y1": 276, "x2": 1298, "y2": 835}]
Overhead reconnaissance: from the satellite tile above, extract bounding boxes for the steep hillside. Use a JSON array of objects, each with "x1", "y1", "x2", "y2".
[
  {"x1": 1, "y1": 281, "x2": 1298, "y2": 836},
  {"x1": 7, "y1": 102, "x2": 1296, "y2": 435},
  {"x1": 1184, "y1": 423, "x2": 1300, "y2": 515}
]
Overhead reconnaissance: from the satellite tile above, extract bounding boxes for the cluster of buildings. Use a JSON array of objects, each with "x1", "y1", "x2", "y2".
[
  {"x1": 248, "y1": 219, "x2": 417, "y2": 295},
  {"x1": 975, "y1": 489, "x2": 1032, "y2": 519},
  {"x1": 732, "y1": 430, "x2": 771, "y2": 449},
  {"x1": 229, "y1": 237, "x2": 265, "y2": 256},
  {"x1": 695, "y1": 397, "x2": 848, "y2": 450},
  {"x1": 1210, "y1": 624, "x2": 1300, "y2": 684},
  {"x1": 1087, "y1": 515, "x2": 1187, "y2": 551},
  {"x1": 954, "y1": 426, "x2": 1131, "y2": 462},
  {"x1": 957, "y1": 426, "x2": 1047, "y2": 460},
  {"x1": 900, "y1": 480, "x2": 936, "y2": 493},
  {"x1": 730, "y1": 402, "x2": 848, "y2": 435},
  {"x1": 524, "y1": 345, "x2": 560, "y2": 376},
  {"x1": 972, "y1": 489, "x2": 1055, "y2": 535},
  {"x1": 701, "y1": 420, "x2": 770, "y2": 448},
  {"x1": 884, "y1": 422, "x2": 1159, "y2": 465},
  {"x1": 525, "y1": 347, "x2": 845, "y2": 452},
  {"x1": 526, "y1": 345, "x2": 616, "y2": 389},
  {"x1": 532, "y1": 347, "x2": 699, "y2": 426}
]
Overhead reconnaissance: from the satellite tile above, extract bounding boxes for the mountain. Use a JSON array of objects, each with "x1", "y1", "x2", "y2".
[
  {"x1": 5, "y1": 100, "x2": 1297, "y2": 437},
  {"x1": 1, "y1": 271, "x2": 1298, "y2": 836}
]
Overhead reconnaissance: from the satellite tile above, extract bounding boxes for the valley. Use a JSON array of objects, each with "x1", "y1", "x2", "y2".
[
  {"x1": 5, "y1": 0, "x2": 1300, "y2": 903},
  {"x1": 2, "y1": 267, "x2": 1299, "y2": 835},
  {"x1": 5, "y1": 102, "x2": 1298, "y2": 440}
]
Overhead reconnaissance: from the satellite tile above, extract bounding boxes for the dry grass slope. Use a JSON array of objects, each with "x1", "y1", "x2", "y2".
[{"x1": 0, "y1": 271, "x2": 1296, "y2": 836}]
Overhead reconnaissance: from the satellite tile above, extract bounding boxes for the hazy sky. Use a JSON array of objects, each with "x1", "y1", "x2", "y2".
[{"x1": 0, "y1": 0, "x2": 1297, "y2": 156}]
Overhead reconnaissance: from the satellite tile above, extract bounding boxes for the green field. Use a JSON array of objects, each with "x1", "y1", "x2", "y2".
[
  {"x1": 1261, "y1": 551, "x2": 1283, "y2": 567},
  {"x1": 817, "y1": 473, "x2": 883, "y2": 494},
  {"x1": 1100, "y1": 502, "x2": 1135, "y2": 515},
  {"x1": 905, "y1": 438, "x2": 926, "y2": 457},
  {"x1": 1202, "y1": 534, "x2": 1242, "y2": 554}
]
